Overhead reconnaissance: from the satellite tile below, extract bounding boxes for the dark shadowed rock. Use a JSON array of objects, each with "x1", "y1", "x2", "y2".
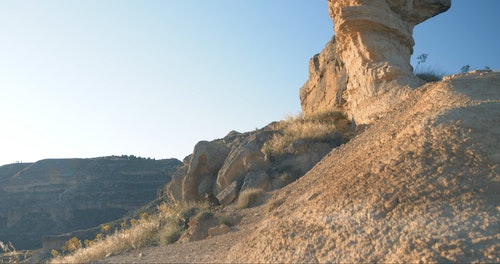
[{"x1": 241, "y1": 170, "x2": 270, "y2": 191}]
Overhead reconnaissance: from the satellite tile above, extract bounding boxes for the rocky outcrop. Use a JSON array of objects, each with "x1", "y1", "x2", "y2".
[
  {"x1": 166, "y1": 120, "x2": 349, "y2": 206},
  {"x1": 300, "y1": 37, "x2": 347, "y2": 116},
  {"x1": 181, "y1": 141, "x2": 230, "y2": 202},
  {"x1": 301, "y1": 0, "x2": 451, "y2": 124},
  {"x1": 0, "y1": 156, "x2": 181, "y2": 249},
  {"x1": 215, "y1": 132, "x2": 272, "y2": 194}
]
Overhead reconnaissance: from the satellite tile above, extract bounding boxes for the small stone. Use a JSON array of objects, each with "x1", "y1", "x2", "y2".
[{"x1": 208, "y1": 224, "x2": 231, "y2": 237}]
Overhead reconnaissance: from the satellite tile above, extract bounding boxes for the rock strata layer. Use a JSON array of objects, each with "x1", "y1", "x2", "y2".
[
  {"x1": 301, "y1": 0, "x2": 451, "y2": 124},
  {"x1": 0, "y1": 157, "x2": 181, "y2": 249}
]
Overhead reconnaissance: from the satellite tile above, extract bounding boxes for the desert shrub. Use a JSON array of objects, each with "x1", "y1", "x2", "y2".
[
  {"x1": 262, "y1": 111, "x2": 346, "y2": 157},
  {"x1": 51, "y1": 249, "x2": 59, "y2": 258},
  {"x1": 236, "y1": 188, "x2": 265, "y2": 209},
  {"x1": 415, "y1": 67, "x2": 444, "y2": 82},
  {"x1": 159, "y1": 222, "x2": 182, "y2": 245},
  {"x1": 51, "y1": 216, "x2": 160, "y2": 264},
  {"x1": 61, "y1": 237, "x2": 82, "y2": 254},
  {"x1": 413, "y1": 53, "x2": 445, "y2": 82},
  {"x1": 460, "y1": 64, "x2": 470, "y2": 73}
]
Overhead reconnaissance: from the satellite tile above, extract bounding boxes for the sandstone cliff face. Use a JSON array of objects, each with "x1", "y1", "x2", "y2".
[
  {"x1": 299, "y1": 37, "x2": 347, "y2": 115},
  {"x1": 0, "y1": 157, "x2": 181, "y2": 249},
  {"x1": 301, "y1": 0, "x2": 451, "y2": 124}
]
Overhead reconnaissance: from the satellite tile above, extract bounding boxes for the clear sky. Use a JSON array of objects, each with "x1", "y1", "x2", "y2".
[{"x1": 0, "y1": 1, "x2": 499, "y2": 166}]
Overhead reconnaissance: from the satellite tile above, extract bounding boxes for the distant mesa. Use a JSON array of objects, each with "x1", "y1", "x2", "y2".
[{"x1": 0, "y1": 156, "x2": 181, "y2": 249}]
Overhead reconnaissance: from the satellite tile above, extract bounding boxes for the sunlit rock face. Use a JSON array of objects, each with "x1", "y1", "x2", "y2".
[
  {"x1": 300, "y1": 37, "x2": 347, "y2": 116},
  {"x1": 301, "y1": 0, "x2": 451, "y2": 124}
]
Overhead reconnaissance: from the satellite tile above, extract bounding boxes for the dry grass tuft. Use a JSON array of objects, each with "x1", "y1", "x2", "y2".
[
  {"x1": 236, "y1": 188, "x2": 265, "y2": 209},
  {"x1": 262, "y1": 111, "x2": 346, "y2": 157}
]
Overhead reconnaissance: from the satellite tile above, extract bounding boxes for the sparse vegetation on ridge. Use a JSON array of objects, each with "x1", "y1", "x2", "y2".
[
  {"x1": 413, "y1": 53, "x2": 445, "y2": 82},
  {"x1": 415, "y1": 69, "x2": 444, "y2": 82},
  {"x1": 262, "y1": 111, "x2": 348, "y2": 157}
]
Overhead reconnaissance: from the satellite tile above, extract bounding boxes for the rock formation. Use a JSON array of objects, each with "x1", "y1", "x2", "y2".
[
  {"x1": 0, "y1": 156, "x2": 181, "y2": 249},
  {"x1": 181, "y1": 141, "x2": 230, "y2": 202},
  {"x1": 300, "y1": 37, "x2": 347, "y2": 116},
  {"x1": 166, "y1": 119, "x2": 349, "y2": 206},
  {"x1": 301, "y1": 0, "x2": 451, "y2": 124}
]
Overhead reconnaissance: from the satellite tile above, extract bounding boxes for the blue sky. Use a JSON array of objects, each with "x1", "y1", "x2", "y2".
[{"x1": 0, "y1": 1, "x2": 499, "y2": 166}]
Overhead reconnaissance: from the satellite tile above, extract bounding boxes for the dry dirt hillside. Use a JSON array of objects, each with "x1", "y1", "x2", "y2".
[{"x1": 226, "y1": 72, "x2": 499, "y2": 263}]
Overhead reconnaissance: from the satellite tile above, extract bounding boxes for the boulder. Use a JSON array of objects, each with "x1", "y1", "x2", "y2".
[
  {"x1": 216, "y1": 181, "x2": 240, "y2": 205},
  {"x1": 241, "y1": 170, "x2": 270, "y2": 191},
  {"x1": 270, "y1": 140, "x2": 337, "y2": 189},
  {"x1": 301, "y1": 0, "x2": 451, "y2": 124},
  {"x1": 215, "y1": 132, "x2": 272, "y2": 195},
  {"x1": 181, "y1": 141, "x2": 230, "y2": 201}
]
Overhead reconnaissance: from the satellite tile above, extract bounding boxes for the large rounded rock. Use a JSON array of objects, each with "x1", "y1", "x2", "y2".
[
  {"x1": 214, "y1": 133, "x2": 272, "y2": 195},
  {"x1": 181, "y1": 141, "x2": 230, "y2": 201}
]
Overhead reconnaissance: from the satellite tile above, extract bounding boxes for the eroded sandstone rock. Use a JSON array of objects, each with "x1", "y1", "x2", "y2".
[
  {"x1": 302, "y1": 0, "x2": 451, "y2": 124},
  {"x1": 181, "y1": 141, "x2": 230, "y2": 202},
  {"x1": 300, "y1": 37, "x2": 347, "y2": 116},
  {"x1": 214, "y1": 132, "x2": 271, "y2": 195},
  {"x1": 216, "y1": 181, "x2": 240, "y2": 205}
]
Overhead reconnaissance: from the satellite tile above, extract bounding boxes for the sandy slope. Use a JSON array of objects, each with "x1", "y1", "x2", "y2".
[
  {"x1": 100, "y1": 73, "x2": 499, "y2": 263},
  {"x1": 227, "y1": 73, "x2": 500, "y2": 263}
]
